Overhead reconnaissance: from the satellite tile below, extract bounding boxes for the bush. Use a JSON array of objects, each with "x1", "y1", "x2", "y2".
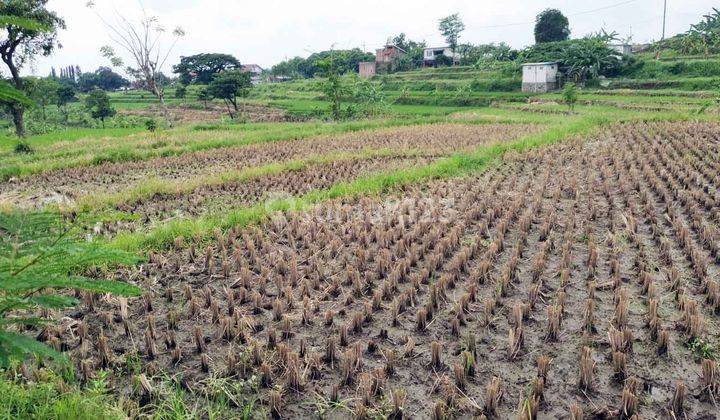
[
  {"x1": 13, "y1": 142, "x2": 33, "y2": 154},
  {"x1": 620, "y1": 58, "x2": 720, "y2": 79},
  {"x1": 469, "y1": 78, "x2": 521, "y2": 92},
  {"x1": 433, "y1": 54, "x2": 454, "y2": 67},
  {"x1": 145, "y1": 119, "x2": 158, "y2": 133},
  {"x1": 562, "y1": 83, "x2": 578, "y2": 110}
]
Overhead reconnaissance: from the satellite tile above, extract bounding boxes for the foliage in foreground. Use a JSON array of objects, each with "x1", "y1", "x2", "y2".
[
  {"x1": 0, "y1": 211, "x2": 141, "y2": 367},
  {"x1": 0, "y1": 369, "x2": 123, "y2": 420}
]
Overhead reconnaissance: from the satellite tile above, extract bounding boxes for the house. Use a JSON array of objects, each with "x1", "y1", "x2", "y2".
[
  {"x1": 609, "y1": 44, "x2": 632, "y2": 56},
  {"x1": 423, "y1": 46, "x2": 461, "y2": 67},
  {"x1": 375, "y1": 44, "x2": 406, "y2": 64},
  {"x1": 241, "y1": 64, "x2": 264, "y2": 74},
  {"x1": 521, "y1": 62, "x2": 559, "y2": 93},
  {"x1": 359, "y1": 61, "x2": 377, "y2": 78},
  {"x1": 241, "y1": 64, "x2": 265, "y2": 84}
]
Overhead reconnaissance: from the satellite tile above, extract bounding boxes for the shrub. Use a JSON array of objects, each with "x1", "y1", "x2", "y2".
[
  {"x1": 145, "y1": 119, "x2": 158, "y2": 133},
  {"x1": 13, "y1": 142, "x2": 33, "y2": 154},
  {"x1": 562, "y1": 83, "x2": 578, "y2": 110}
]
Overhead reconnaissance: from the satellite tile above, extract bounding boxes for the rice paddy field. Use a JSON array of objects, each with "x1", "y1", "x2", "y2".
[{"x1": 2, "y1": 66, "x2": 720, "y2": 419}]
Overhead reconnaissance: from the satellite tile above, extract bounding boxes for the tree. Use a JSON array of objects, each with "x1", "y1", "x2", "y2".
[
  {"x1": 390, "y1": 33, "x2": 426, "y2": 70},
  {"x1": 175, "y1": 85, "x2": 187, "y2": 100},
  {"x1": 438, "y1": 14, "x2": 465, "y2": 60},
  {"x1": 24, "y1": 77, "x2": 59, "y2": 120},
  {"x1": 94, "y1": 66, "x2": 129, "y2": 91},
  {"x1": 84, "y1": 88, "x2": 115, "y2": 127},
  {"x1": 688, "y1": 7, "x2": 720, "y2": 57},
  {"x1": 271, "y1": 49, "x2": 374, "y2": 78},
  {"x1": 458, "y1": 43, "x2": 517, "y2": 67},
  {"x1": 89, "y1": 4, "x2": 184, "y2": 104},
  {"x1": 77, "y1": 67, "x2": 129, "y2": 92},
  {"x1": 562, "y1": 82, "x2": 578, "y2": 111},
  {"x1": 535, "y1": 9, "x2": 570, "y2": 43},
  {"x1": 316, "y1": 55, "x2": 350, "y2": 120},
  {"x1": 207, "y1": 70, "x2": 252, "y2": 119},
  {"x1": 58, "y1": 65, "x2": 79, "y2": 85},
  {"x1": 197, "y1": 86, "x2": 211, "y2": 110},
  {"x1": 562, "y1": 38, "x2": 624, "y2": 81},
  {"x1": 0, "y1": 1, "x2": 65, "y2": 137},
  {"x1": 173, "y1": 53, "x2": 241, "y2": 85},
  {"x1": 55, "y1": 82, "x2": 76, "y2": 122},
  {"x1": 270, "y1": 56, "x2": 305, "y2": 78}
]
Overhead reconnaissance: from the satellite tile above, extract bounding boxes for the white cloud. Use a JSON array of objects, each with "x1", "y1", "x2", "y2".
[{"x1": 25, "y1": 0, "x2": 719, "y2": 76}]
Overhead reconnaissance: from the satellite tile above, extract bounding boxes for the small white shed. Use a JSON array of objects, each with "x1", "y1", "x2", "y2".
[
  {"x1": 609, "y1": 44, "x2": 632, "y2": 56},
  {"x1": 522, "y1": 62, "x2": 559, "y2": 93}
]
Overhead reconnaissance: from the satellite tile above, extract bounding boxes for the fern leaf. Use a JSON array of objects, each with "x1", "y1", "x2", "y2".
[
  {"x1": 0, "y1": 80, "x2": 32, "y2": 105},
  {"x1": 0, "y1": 331, "x2": 65, "y2": 368}
]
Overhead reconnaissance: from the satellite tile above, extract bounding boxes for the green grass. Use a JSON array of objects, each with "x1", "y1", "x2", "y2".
[
  {"x1": 0, "y1": 370, "x2": 123, "y2": 420},
  {"x1": 0, "y1": 127, "x2": 144, "y2": 153}
]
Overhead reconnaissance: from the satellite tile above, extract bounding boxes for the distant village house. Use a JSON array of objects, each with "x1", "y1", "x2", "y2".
[
  {"x1": 423, "y1": 46, "x2": 461, "y2": 67},
  {"x1": 375, "y1": 44, "x2": 406, "y2": 64},
  {"x1": 241, "y1": 64, "x2": 265, "y2": 84}
]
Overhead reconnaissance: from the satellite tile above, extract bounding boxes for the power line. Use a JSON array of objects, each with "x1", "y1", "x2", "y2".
[
  {"x1": 661, "y1": 0, "x2": 668, "y2": 39},
  {"x1": 568, "y1": 0, "x2": 640, "y2": 16},
  {"x1": 472, "y1": 0, "x2": 641, "y2": 29}
]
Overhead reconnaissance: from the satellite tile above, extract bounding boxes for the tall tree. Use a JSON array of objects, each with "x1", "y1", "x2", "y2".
[
  {"x1": 0, "y1": 1, "x2": 65, "y2": 137},
  {"x1": 438, "y1": 14, "x2": 465, "y2": 60},
  {"x1": 78, "y1": 67, "x2": 130, "y2": 92},
  {"x1": 316, "y1": 54, "x2": 350, "y2": 121},
  {"x1": 534, "y1": 9, "x2": 570, "y2": 43},
  {"x1": 84, "y1": 88, "x2": 115, "y2": 127},
  {"x1": 24, "y1": 77, "x2": 59, "y2": 121},
  {"x1": 88, "y1": 3, "x2": 184, "y2": 104},
  {"x1": 173, "y1": 53, "x2": 241, "y2": 85},
  {"x1": 207, "y1": 70, "x2": 252, "y2": 119},
  {"x1": 390, "y1": 33, "x2": 426, "y2": 69},
  {"x1": 55, "y1": 82, "x2": 76, "y2": 122}
]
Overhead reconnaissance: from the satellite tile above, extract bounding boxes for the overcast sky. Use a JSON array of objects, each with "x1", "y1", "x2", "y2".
[{"x1": 22, "y1": 0, "x2": 718, "y2": 76}]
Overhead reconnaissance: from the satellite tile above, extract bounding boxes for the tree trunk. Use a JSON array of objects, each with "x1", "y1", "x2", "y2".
[
  {"x1": 224, "y1": 100, "x2": 234, "y2": 119},
  {"x1": 3, "y1": 57, "x2": 26, "y2": 137},
  {"x1": 10, "y1": 104, "x2": 25, "y2": 138}
]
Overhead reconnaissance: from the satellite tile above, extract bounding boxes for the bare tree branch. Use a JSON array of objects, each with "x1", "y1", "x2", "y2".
[{"x1": 88, "y1": 2, "x2": 184, "y2": 104}]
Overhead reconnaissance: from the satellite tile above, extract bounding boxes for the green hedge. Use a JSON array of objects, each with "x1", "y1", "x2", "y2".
[{"x1": 622, "y1": 59, "x2": 720, "y2": 79}]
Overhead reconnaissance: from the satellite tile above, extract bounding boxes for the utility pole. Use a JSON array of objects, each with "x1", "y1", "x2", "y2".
[{"x1": 661, "y1": 0, "x2": 667, "y2": 40}]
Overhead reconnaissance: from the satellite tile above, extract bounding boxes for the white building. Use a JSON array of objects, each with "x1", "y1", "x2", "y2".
[
  {"x1": 609, "y1": 44, "x2": 632, "y2": 56},
  {"x1": 521, "y1": 62, "x2": 559, "y2": 93},
  {"x1": 423, "y1": 46, "x2": 461, "y2": 66}
]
